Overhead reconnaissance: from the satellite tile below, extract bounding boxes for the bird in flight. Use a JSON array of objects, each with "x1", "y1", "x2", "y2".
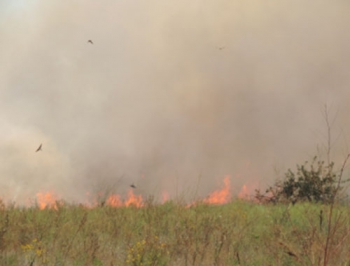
[
  {"x1": 218, "y1": 46, "x2": 225, "y2": 50},
  {"x1": 88, "y1": 40, "x2": 93, "y2": 44},
  {"x1": 36, "y1": 144, "x2": 42, "y2": 152},
  {"x1": 130, "y1": 184, "x2": 136, "y2": 189}
]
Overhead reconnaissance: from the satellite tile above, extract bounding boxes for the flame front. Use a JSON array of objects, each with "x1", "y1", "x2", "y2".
[
  {"x1": 36, "y1": 192, "x2": 58, "y2": 210},
  {"x1": 203, "y1": 175, "x2": 231, "y2": 205},
  {"x1": 238, "y1": 185, "x2": 249, "y2": 199},
  {"x1": 12, "y1": 175, "x2": 256, "y2": 209},
  {"x1": 124, "y1": 189, "x2": 143, "y2": 207},
  {"x1": 162, "y1": 191, "x2": 169, "y2": 203},
  {"x1": 106, "y1": 189, "x2": 143, "y2": 208},
  {"x1": 106, "y1": 194, "x2": 123, "y2": 207}
]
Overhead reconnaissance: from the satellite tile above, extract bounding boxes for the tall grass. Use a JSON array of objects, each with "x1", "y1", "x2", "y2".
[{"x1": 0, "y1": 199, "x2": 350, "y2": 265}]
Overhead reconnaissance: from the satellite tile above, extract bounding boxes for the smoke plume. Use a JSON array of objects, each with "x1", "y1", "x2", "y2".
[{"x1": 1, "y1": 0, "x2": 350, "y2": 203}]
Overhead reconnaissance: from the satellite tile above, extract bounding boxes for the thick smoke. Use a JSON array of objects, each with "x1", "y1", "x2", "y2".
[{"x1": 1, "y1": 0, "x2": 350, "y2": 203}]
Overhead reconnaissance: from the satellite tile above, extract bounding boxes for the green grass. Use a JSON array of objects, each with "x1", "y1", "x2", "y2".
[{"x1": 0, "y1": 200, "x2": 350, "y2": 265}]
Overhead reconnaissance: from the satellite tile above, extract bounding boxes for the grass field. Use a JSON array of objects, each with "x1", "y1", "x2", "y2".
[{"x1": 0, "y1": 198, "x2": 349, "y2": 266}]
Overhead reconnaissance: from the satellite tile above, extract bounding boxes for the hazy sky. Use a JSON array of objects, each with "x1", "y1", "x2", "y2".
[{"x1": 1, "y1": 0, "x2": 350, "y2": 203}]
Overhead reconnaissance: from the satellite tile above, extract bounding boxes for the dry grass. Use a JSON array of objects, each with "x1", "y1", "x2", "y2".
[{"x1": 0, "y1": 199, "x2": 350, "y2": 265}]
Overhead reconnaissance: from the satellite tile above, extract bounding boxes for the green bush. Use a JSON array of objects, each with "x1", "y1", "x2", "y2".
[{"x1": 257, "y1": 157, "x2": 340, "y2": 204}]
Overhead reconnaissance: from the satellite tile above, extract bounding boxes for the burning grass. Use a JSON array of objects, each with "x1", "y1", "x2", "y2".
[
  {"x1": 0, "y1": 200, "x2": 350, "y2": 265},
  {"x1": 0, "y1": 174, "x2": 348, "y2": 265}
]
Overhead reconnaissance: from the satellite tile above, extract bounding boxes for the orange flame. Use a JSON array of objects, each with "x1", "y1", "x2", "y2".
[
  {"x1": 162, "y1": 191, "x2": 169, "y2": 203},
  {"x1": 124, "y1": 189, "x2": 143, "y2": 207},
  {"x1": 9, "y1": 174, "x2": 259, "y2": 210},
  {"x1": 106, "y1": 194, "x2": 123, "y2": 207},
  {"x1": 238, "y1": 181, "x2": 258, "y2": 200},
  {"x1": 106, "y1": 189, "x2": 143, "y2": 208},
  {"x1": 36, "y1": 192, "x2": 58, "y2": 210},
  {"x1": 238, "y1": 185, "x2": 249, "y2": 199},
  {"x1": 203, "y1": 175, "x2": 231, "y2": 205}
]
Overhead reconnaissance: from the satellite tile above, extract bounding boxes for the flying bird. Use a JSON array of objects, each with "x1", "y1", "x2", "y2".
[
  {"x1": 218, "y1": 46, "x2": 225, "y2": 50},
  {"x1": 36, "y1": 144, "x2": 42, "y2": 152},
  {"x1": 88, "y1": 40, "x2": 93, "y2": 44},
  {"x1": 130, "y1": 184, "x2": 136, "y2": 189}
]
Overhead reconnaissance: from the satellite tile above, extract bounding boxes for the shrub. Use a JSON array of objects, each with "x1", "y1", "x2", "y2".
[{"x1": 256, "y1": 157, "x2": 340, "y2": 204}]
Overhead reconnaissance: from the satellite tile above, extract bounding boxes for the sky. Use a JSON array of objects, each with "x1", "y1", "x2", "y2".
[{"x1": 1, "y1": 0, "x2": 350, "y2": 204}]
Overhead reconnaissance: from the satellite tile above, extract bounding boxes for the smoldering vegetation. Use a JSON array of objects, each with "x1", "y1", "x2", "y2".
[{"x1": 1, "y1": 0, "x2": 350, "y2": 203}]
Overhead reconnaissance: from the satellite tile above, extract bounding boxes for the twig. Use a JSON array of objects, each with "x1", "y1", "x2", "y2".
[{"x1": 323, "y1": 153, "x2": 350, "y2": 266}]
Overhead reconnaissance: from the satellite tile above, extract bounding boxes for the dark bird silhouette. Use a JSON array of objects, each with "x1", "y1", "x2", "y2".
[
  {"x1": 36, "y1": 144, "x2": 42, "y2": 152},
  {"x1": 130, "y1": 184, "x2": 136, "y2": 189},
  {"x1": 88, "y1": 40, "x2": 93, "y2": 44},
  {"x1": 218, "y1": 46, "x2": 225, "y2": 50}
]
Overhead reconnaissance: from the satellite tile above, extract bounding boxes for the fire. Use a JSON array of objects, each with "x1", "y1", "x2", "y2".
[
  {"x1": 106, "y1": 194, "x2": 123, "y2": 207},
  {"x1": 238, "y1": 181, "x2": 258, "y2": 200},
  {"x1": 106, "y1": 189, "x2": 143, "y2": 208},
  {"x1": 162, "y1": 191, "x2": 169, "y2": 203},
  {"x1": 36, "y1": 191, "x2": 59, "y2": 210},
  {"x1": 203, "y1": 175, "x2": 231, "y2": 205},
  {"x1": 124, "y1": 189, "x2": 143, "y2": 207},
  {"x1": 238, "y1": 185, "x2": 249, "y2": 199},
  {"x1": 6, "y1": 175, "x2": 257, "y2": 209}
]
